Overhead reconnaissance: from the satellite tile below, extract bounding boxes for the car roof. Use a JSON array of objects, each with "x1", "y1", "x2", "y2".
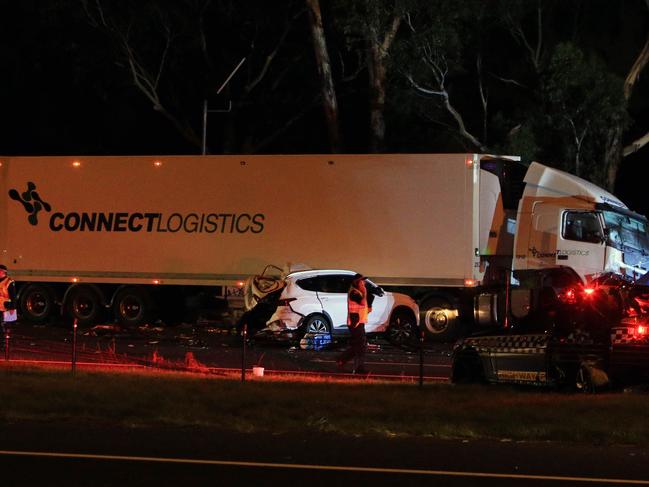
[{"x1": 285, "y1": 269, "x2": 357, "y2": 280}]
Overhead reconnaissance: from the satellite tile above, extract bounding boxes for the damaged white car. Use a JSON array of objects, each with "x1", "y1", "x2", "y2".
[{"x1": 244, "y1": 267, "x2": 420, "y2": 346}]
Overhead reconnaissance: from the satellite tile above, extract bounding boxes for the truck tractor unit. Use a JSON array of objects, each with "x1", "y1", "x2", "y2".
[{"x1": 452, "y1": 270, "x2": 649, "y2": 390}]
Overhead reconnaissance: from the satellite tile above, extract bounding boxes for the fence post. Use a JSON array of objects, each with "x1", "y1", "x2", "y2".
[
  {"x1": 241, "y1": 323, "x2": 247, "y2": 383},
  {"x1": 419, "y1": 329, "x2": 425, "y2": 388},
  {"x1": 4, "y1": 326, "x2": 9, "y2": 361},
  {"x1": 72, "y1": 319, "x2": 78, "y2": 375}
]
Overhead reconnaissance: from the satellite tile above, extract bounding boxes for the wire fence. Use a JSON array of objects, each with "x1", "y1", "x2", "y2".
[{"x1": 0, "y1": 321, "x2": 452, "y2": 384}]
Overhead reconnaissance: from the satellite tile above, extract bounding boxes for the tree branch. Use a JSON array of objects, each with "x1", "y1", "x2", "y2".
[
  {"x1": 406, "y1": 73, "x2": 487, "y2": 151},
  {"x1": 244, "y1": 9, "x2": 304, "y2": 94},
  {"x1": 624, "y1": 34, "x2": 649, "y2": 100},
  {"x1": 623, "y1": 131, "x2": 649, "y2": 156},
  {"x1": 380, "y1": 13, "x2": 402, "y2": 56}
]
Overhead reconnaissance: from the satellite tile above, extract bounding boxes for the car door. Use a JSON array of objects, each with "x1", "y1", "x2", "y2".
[
  {"x1": 557, "y1": 210, "x2": 606, "y2": 280},
  {"x1": 315, "y1": 274, "x2": 354, "y2": 332}
]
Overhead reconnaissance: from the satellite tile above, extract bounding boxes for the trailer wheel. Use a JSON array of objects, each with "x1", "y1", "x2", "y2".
[
  {"x1": 114, "y1": 288, "x2": 151, "y2": 327},
  {"x1": 387, "y1": 308, "x2": 418, "y2": 347},
  {"x1": 303, "y1": 314, "x2": 331, "y2": 336},
  {"x1": 420, "y1": 296, "x2": 460, "y2": 342},
  {"x1": 67, "y1": 287, "x2": 101, "y2": 325},
  {"x1": 19, "y1": 283, "x2": 54, "y2": 323}
]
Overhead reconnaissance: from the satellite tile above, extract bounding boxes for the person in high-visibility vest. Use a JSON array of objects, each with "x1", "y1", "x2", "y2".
[
  {"x1": 0, "y1": 264, "x2": 17, "y2": 328},
  {"x1": 337, "y1": 274, "x2": 370, "y2": 374}
]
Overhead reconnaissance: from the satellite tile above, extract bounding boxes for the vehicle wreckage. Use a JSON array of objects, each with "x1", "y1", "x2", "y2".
[{"x1": 452, "y1": 269, "x2": 649, "y2": 391}]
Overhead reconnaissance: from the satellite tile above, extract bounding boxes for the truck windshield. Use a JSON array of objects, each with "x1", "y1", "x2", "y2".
[{"x1": 603, "y1": 210, "x2": 649, "y2": 270}]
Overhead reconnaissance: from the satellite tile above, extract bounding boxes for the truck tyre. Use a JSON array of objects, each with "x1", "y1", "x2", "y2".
[
  {"x1": 19, "y1": 283, "x2": 54, "y2": 324},
  {"x1": 67, "y1": 287, "x2": 101, "y2": 326},
  {"x1": 420, "y1": 296, "x2": 460, "y2": 342},
  {"x1": 387, "y1": 308, "x2": 418, "y2": 347},
  {"x1": 113, "y1": 287, "x2": 151, "y2": 327},
  {"x1": 303, "y1": 314, "x2": 331, "y2": 336}
]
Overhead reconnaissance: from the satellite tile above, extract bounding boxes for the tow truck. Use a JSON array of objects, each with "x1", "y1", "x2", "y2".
[{"x1": 451, "y1": 268, "x2": 649, "y2": 391}]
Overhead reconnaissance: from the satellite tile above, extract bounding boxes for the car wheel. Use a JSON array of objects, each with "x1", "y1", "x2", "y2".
[
  {"x1": 387, "y1": 308, "x2": 418, "y2": 347},
  {"x1": 19, "y1": 283, "x2": 55, "y2": 323},
  {"x1": 303, "y1": 314, "x2": 331, "y2": 335},
  {"x1": 420, "y1": 296, "x2": 460, "y2": 342}
]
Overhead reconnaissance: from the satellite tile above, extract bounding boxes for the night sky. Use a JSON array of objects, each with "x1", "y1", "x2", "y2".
[{"x1": 3, "y1": 1, "x2": 649, "y2": 216}]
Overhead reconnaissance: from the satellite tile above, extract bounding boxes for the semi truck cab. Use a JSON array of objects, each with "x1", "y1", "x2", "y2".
[{"x1": 512, "y1": 163, "x2": 649, "y2": 284}]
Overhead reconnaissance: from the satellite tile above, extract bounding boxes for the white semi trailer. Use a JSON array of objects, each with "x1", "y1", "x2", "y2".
[{"x1": 1, "y1": 154, "x2": 647, "y2": 340}]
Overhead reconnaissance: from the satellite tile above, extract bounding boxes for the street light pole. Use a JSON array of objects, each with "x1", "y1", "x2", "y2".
[{"x1": 202, "y1": 57, "x2": 246, "y2": 155}]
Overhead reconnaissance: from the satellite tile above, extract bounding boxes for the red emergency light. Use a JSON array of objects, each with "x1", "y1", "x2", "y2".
[
  {"x1": 637, "y1": 325, "x2": 647, "y2": 336},
  {"x1": 558, "y1": 288, "x2": 577, "y2": 305}
]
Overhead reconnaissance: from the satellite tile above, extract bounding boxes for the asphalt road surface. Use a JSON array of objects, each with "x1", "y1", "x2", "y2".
[
  {"x1": 1, "y1": 423, "x2": 648, "y2": 486},
  {"x1": 1, "y1": 321, "x2": 453, "y2": 381}
]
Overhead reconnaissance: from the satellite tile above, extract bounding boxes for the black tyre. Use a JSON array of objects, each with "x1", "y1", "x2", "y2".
[
  {"x1": 113, "y1": 287, "x2": 152, "y2": 327},
  {"x1": 420, "y1": 296, "x2": 460, "y2": 342},
  {"x1": 67, "y1": 287, "x2": 101, "y2": 325},
  {"x1": 451, "y1": 352, "x2": 485, "y2": 384},
  {"x1": 302, "y1": 314, "x2": 331, "y2": 335},
  {"x1": 19, "y1": 283, "x2": 54, "y2": 323},
  {"x1": 387, "y1": 308, "x2": 418, "y2": 347}
]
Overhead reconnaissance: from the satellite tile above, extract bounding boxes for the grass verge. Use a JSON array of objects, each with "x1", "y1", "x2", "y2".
[{"x1": 1, "y1": 364, "x2": 648, "y2": 445}]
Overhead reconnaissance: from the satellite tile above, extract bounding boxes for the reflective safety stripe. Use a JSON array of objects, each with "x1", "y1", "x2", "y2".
[
  {"x1": 347, "y1": 280, "x2": 369, "y2": 326},
  {"x1": 0, "y1": 278, "x2": 12, "y2": 312},
  {"x1": 611, "y1": 327, "x2": 649, "y2": 345},
  {"x1": 463, "y1": 334, "x2": 549, "y2": 354}
]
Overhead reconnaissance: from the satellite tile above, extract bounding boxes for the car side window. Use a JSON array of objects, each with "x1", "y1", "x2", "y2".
[
  {"x1": 562, "y1": 211, "x2": 603, "y2": 244},
  {"x1": 320, "y1": 275, "x2": 354, "y2": 293},
  {"x1": 296, "y1": 277, "x2": 320, "y2": 292}
]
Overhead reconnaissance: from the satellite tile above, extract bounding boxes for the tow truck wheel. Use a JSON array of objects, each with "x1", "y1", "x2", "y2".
[
  {"x1": 420, "y1": 296, "x2": 460, "y2": 342},
  {"x1": 575, "y1": 363, "x2": 609, "y2": 393},
  {"x1": 451, "y1": 352, "x2": 485, "y2": 384}
]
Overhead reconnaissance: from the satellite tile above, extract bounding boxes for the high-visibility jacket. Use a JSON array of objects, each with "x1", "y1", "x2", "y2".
[
  {"x1": 347, "y1": 279, "x2": 369, "y2": 327},
  {"x1": 0, "y1": 277, "x2": 15, "y2": 312}
]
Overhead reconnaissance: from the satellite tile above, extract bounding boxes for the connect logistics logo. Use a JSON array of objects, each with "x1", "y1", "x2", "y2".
[
  {"x1": 9, "y1": 182, "x2": 52, "y2": 225},
  {"x1": 8, "y1": 182, "x2": 265, "y2": 234}
]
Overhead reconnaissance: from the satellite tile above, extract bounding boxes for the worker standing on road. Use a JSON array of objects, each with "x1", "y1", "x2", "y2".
[
  {"x1": 337, "y1": 274, "x2": 370, "y2": 374},
  {"x1": 0, "y1": 264, "x2": 17, "y2": 331}
]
